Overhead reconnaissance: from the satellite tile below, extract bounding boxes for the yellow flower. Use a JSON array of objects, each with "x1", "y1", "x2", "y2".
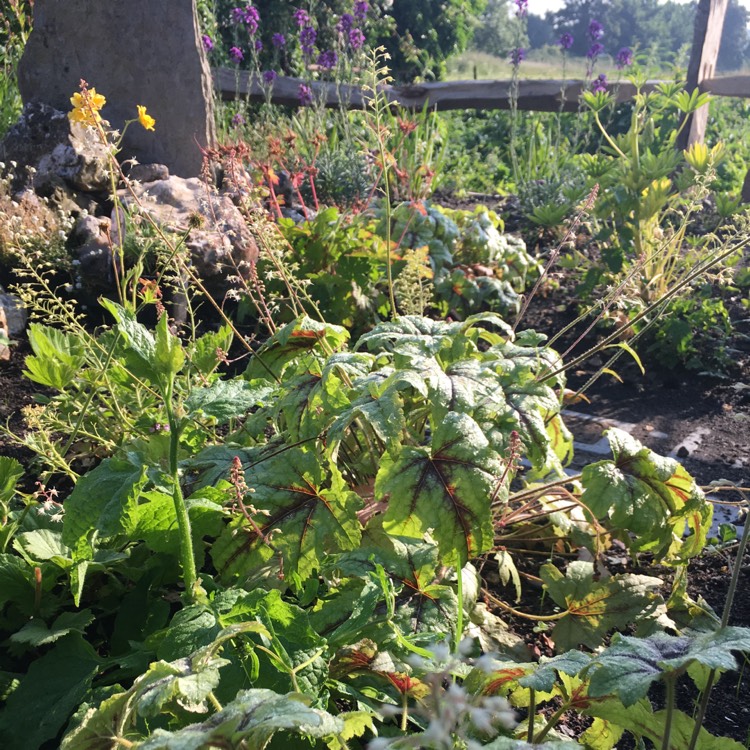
[
  {"x1": 137, "y1": 105, "x2": 156, "y2": 131},
  {"x1": 68, "y1": 87, "x2": 106, "y2": 126}
]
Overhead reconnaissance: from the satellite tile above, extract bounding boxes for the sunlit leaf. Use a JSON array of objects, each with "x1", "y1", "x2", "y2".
[{"x1": 376, "y1": 412, "x2": 503, "y2": 565}]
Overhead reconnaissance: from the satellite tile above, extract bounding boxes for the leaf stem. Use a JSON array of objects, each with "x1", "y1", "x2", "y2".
[
  {"x1": 533, "y1": 702, "x2": 568, "y2": 743},
  {"x1": 527, "y1": 688, "x2": 537, "y2": 743},
  {"x1": 455, "y1": 563, "x2": 464, "y2": 654},
  {"x1": 661, "y1": 675, "x2": 676, "y2": 750}
]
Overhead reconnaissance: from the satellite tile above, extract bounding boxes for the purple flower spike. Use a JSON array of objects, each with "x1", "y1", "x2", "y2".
[
  {"x1": 616, "y1": 47, "x2": 634, "y2": 69},
  {"x1": 300, "y1": 24, "x2": 317, "y2": 56},
  {"x1": 254, "y1": 39, "x2": 263, "y2": 52},
  {"x1": 245, "y1": 5, "x2": 260, "y2": 35},
  {"x1": 592, "y1": 73, "x2": 608, "y2": 93},
  {"x1": 353, "y1": 0, "x2": 369, "y2": 21},
  {"x1": 298, "y1": 83, "x2": 313, "y2": 106},
  {"x1": 229, "y1": 46, "x2": 244, "y2": 63},
  {"x1": 588, "y1": 19, "x2": 604, "y2": 40},
  {"x1": 558, "y1": 32, "x2": 573, "y2": 50},
  {"x1": 317, "y1": 50, "x2": 338, "y2": 70},
  {"x1": 337, "y1": 13, "x2": 354, "y2": 33},
  {"x1": 348, "y1": 27, "x2": 365, "y2": 49},
  {"x1": 586, "y1": 42, "x2": 604, "y2": 60},
  {"x1": 510, "y1": 47, "x2": 526, "y2": 66},
  {"x1": 232, "y1": 112, "x2": 246, "y2": 127},
  {"x1": 202, "y1": 34, "x2": 214, "y2": 52},
  {"x1": 293, "y1": 8, "x2": 310, "y2": 27},
  {"x1": 231, "y1": 7, "x2": 246, "y2": 24},
  {"x1": 272, "y1": 32, "x2": 286, "y2": 48},
  {"x1": 514, "y1": 0, "x2": 528, "y2": 18},
  {"x1": 263, "y1": 69, "x2": 278, "y2": 84}
]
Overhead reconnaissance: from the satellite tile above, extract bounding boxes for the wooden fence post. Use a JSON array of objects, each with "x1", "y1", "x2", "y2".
[{"x1": 676, "y1": 0, "x2": 729, "y2": 151}]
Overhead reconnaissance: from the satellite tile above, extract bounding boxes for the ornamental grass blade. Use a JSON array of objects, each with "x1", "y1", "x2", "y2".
[{"x1": 375, "y1": 412, "x2": 503, "y2": 565}]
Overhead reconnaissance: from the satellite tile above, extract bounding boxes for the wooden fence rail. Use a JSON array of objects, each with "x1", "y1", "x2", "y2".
[{"x1": 213, "y1": 68, "x2": 750, "y2": 114}]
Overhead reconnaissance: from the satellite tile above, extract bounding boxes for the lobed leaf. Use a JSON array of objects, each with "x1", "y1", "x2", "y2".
[{"x1": 376, "y1": 412, "x2": 503, "y2": 565}]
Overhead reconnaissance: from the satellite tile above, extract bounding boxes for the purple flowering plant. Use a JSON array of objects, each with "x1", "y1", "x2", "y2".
[
  {"x1": 592, "y1": 73, "x2": 608, "y2": 93},
  {"x1": 293, "y1": 8, "x2": 310, "y2": 27},
  {"x1": 262, "y1": 69, "x2": 278, "y2": 84},
  {"x1": 588, "y1": 19, "x2": 604, "y2": 40},
  {"x1": 337, "y1": 13, "x2": 355, "y2": 34},
  {"x1": 616, "y1": 47, "x2": 634, "y2": 69},
  {"x1": 298, "y1": 83, "x2": 313, "y2": 106},
  {"x1": 587, "y1": 42, "x2": 604, "y2": 60},
  {"x1": 514, "y1": 0, "x2": 528, "y2": 18},
  {"x1": 348, "y1": 27, "x2": 365, "y2": 50},
  {"x1": 300, "y1": 24, "x2": 317, "y2": 57},
  {"x1": 272, "y1": 33, "x2": 286, "y2": 48},
  {"x1": 229, "y1": 46, "x2": 244, "y2": 64},
  {"x1": 202, "y1": 34, "x2": 214, "y2": 53},
  {"x1": 353, "y1": 0, "x2": 369, "y2": 21},
  {"x1": 510, "y1": 47, "x2": 526, "y2": 66},
  {"x1": 317, "y1": 50, "x2": 338, "y2": 70},
  {"x1": 558, "y1": 32, "x2": 573, "y2": 50}
]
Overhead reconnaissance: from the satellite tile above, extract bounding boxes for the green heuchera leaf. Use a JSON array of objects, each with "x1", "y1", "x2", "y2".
[
  {"x1": 356, "y1": 313, "x2": 510, "y2": 359},
  {"x1": 322, "y1": 534, "x2": 459, "y2": 646},
  {"x1": 585, "y1": 696, "x2": 745, "y2": 749},
  {"x1": 10, "y1": 609, "x2": 93, "y2": 647},
  {"x1": 134, "y1": 655, "x2": 229, "y2": 717},
  {"x1": 186, "y1": 324, "x2": 233, "y2": 376},
  {"x1": 134, "y1": 490, "x2": 224, "y2": 569},
  {"x1": 0, "y1": 635, "x2": 100, "y2": 750},
  {"x1": 581, "y1": 428, "x2": 711, "y2": 559},
  {"x1": 100, "y1": 299, "x2": 159, "y2": 383},
  {"x1": 0, "y1": 456, "x2": 23, "y2": 506},
  {"x1": 24, "y1": 323, "x2": 87, "y2": 390},
  {"x1": 245, "y1": 315, "x2": 348, "y2": 381},
  {"x1": 518, "y1": 651, "x2": 593, "y2": 692},
  {"x1": 212, "y1": 447, "x2": 362, "y2": 582},
  {"x1": 376, "y1": 412, "x2": 503, "y2": 565},
  {"x1": 219, "y1": 590, "x2": 328, "y2": 696},
  {"x1": 587, "y1": 628, "x2": 750, "y2": 705},
  {"x1": 62, "y1": 456, "x2": 147, "y2": 580},
  {"x1": 185, "y1": 378, "x2": 275, "y2": 423},
  {"x1": 541, "y1": 561, "x2": 665, "y2": 651},
  {"x1": 483, "y1": 738, "x2": 580, "y2": 749},
  {"x1": 0, "y1": 552, "x2": 38, "y2": 611},
  {"x1": 137, "y1": 689, "x2": 344, "y2": 750}
]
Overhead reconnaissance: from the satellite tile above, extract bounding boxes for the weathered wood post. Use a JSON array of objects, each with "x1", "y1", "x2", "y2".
[
  {"x1": 676, "y1": 0, "x2": 730, "y2": 151},
  {"x1": 17, "y1": 0, "x2": 215, "y2": 177}
]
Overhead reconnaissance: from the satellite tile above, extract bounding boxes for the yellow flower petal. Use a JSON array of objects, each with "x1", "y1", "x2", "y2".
[
  {"x1": 137, "y1": 105, "x2": 156, "y2": 131},
  {"x1": 89, "y1": 89, "x2": 106, "y2": 110}
]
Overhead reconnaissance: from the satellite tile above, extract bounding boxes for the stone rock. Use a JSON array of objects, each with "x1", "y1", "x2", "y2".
[
  {"x1": 116, "y1": 176, "x2": 259, "y2": 298},
  {"x1": 17, "y1": 0, "x2": 215, "y2": 178},
  {"x1": 0, "y1": 101, "x2": 110, "y2": 202},
  {"x1": 0, "y1": 290, "x2": 28, "y2": 337},
  {"x1": 128, "y1": 163, "x2": 169, "y2": 184},
  {"x1": 70, "y1": 215, "x2": 114, "y2": 292}
]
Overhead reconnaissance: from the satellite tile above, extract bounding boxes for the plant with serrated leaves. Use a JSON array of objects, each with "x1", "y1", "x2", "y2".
[{"x1": 579, "y1": 74, "x2": 725, "y2": 306}]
